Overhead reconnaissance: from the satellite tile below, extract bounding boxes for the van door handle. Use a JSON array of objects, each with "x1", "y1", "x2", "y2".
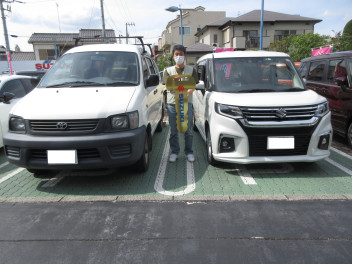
[{"x1": 154, "y1": 89, "x2": 158, "y2": 95}]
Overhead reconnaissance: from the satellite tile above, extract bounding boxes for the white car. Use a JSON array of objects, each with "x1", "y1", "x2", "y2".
[
  {"x1": 0, "y1": 75, "x2": 37, "y2": 148},
  {"x1": 3, "y1": 43, "x2": 163, "y2": 174},
  {"x1": 193, "y1": 51, "x2": 332, "y2": 165}
]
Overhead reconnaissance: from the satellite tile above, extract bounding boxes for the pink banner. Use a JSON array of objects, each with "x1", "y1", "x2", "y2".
[
  {"x1": 214, "y1": 48, "x2": 234, "y2": 53},
  {"x1": 312, "y1": 46, "x2": 331, "y2": 56}
]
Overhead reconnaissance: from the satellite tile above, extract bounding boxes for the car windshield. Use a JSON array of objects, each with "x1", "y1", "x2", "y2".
[
  {"x1": 213, "y1": 57, "x2": 305, "y2": 93},
  {"x1": 38, "y1": 51, "x2": 139, "y2": 88}
]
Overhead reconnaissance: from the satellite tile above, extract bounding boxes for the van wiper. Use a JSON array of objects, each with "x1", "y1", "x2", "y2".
[
  {"x1": 45, "y1": 81, "x2": 101, "y2": 88},
  {"x1": 105, "y1": 81, "x2": 137, "y2": 86},
  {"x1": 237, "y1": 89, "x2": 276, "y2": 93}
]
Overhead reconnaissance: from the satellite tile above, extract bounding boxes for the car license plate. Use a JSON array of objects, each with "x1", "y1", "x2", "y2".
[
  {"x1": 47, "y1": 150, "x2": 78, "y2": 164},
  {"x1": 267, "y1": 136, "x2": 294, "y2": 150}
]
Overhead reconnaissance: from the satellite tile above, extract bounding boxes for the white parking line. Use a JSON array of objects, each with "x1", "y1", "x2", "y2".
[
  {"x1": 236, "y1": 165, "x2": 257, "y2": 185},
  {"x1": 331, "y1": 147, "x2": 352, "y2": 160},
  {"x1": 325, "y1": 158, "x2": 352, "y2": 176},
  {"x1": 0, "y1": 168, "x2": 25, "y2": 184},
  {"x1": 154, "y1": 129, "x2": 196, "y2": 196},
  {"x1": 0, "y1": 161, "x2": 9, "y2": 169}
]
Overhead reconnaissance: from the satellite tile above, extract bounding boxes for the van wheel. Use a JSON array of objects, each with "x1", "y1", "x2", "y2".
[
  {"x1": 136, "y1": 134, "x2": 150, "y2": 172},
  {"x1": 347, "y1": 123, "x2": 352, "y2": 148},
  {"x1": 206, "y1": 130, "x2": 217, "y2": 166}
]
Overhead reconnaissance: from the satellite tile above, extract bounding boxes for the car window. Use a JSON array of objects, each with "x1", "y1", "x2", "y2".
[
  {"x1": 0, "y1": 79, "x2": 27, "y2": 98},
  {"x1": 298, "y1": 62, "x2": 309, "y2": 79},
  {"x1": 328, "y1": 59, "x2": 347, "y2": 84},
  {"x1": 39, "y1": 51, "x2": 139, "y2": 87},
  {"x1": 213, "y1": 57, "x2": 303, "y2": 93},
  {"x1": 307, "y1": 61, "x2": 326, "y2": 82}
]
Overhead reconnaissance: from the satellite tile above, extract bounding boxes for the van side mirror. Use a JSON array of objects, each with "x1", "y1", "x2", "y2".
[
  {"x1": 0, "y1": 92, "x2": 16, "y2": 104},
  {"x1": 146, "y1": 74, "x2": 159, "y2": 87}
]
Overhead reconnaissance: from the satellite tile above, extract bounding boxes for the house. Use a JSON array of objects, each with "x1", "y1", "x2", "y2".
[
  {"x1": 28, "y1": 29, "x2": 117, "y2": 60},
  {"x1": 159, "y1": 6, "x2": 225, "y2": 52},
  {"x1": 195, "y1": 10, "x2": 322, "y2": 50}
]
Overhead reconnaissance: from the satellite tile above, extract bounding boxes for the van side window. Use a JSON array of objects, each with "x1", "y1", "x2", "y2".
[
  {"x1": 298, "y1": 62, "x2": 309, "y2": 79},
  {"x1": 145, "y1": 57, "x2": 156, "y2": 75},
  {"x1": 142, "y1": 58, "x2": 149, "y2": 80},
  {"x1": 206, "y1": 59, "x2": 213, "y2": 90},
  {"x1": 307, "y1": 61, "x2": 326, "y2": 82},
  {"x1": 328, "y1": 59, "x2": 347, "y2": 84}
]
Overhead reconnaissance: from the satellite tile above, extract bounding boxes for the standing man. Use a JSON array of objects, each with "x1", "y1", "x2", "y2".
[{"x1": 162, "y1": 45, "x2": 199, "y2": 163}]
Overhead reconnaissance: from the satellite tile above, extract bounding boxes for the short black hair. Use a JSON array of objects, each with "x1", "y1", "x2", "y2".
[{"x1": 172, "y1": 45, "x2": 186, "y2": 55}]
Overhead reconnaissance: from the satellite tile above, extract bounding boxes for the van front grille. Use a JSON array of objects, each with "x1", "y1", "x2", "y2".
[{"x1": 29, "y1": 119, "x2": 99, "y2": 132}]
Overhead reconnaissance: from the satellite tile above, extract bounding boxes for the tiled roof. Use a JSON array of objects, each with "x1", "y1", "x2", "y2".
[
  {"x1": 78, "y1": 29, "x2": 116, "y2": 42},
  {"x1": 231, "y1": 10, "x2": 322, "y2": 23}
]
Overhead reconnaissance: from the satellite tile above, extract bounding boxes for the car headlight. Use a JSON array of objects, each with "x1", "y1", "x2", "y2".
[
  {"x1": 9, "y1": 116, "x2": 26, "y2": 132},
  {"x1": 110, "y1": 111, "x2": 139, "y2": 130},
  {"x1": 215, "y1": 103, "x2": 243, "y2": 119},
  {"x1": 314, "y1": 102, "x2": 329, "y2": 117}
]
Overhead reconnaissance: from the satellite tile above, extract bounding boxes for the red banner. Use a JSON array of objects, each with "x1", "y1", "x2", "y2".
[{"x1": 312, "y1": 46, "x2": 331, "y2": 56}]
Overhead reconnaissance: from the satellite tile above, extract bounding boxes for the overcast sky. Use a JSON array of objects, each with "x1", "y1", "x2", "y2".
[{"x1": 1, "y1": 0, "x2": 351, "y2": 52}]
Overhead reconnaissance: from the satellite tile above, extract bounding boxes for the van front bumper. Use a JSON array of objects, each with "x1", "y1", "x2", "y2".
[{"x1": 3, "y1": 126, "x2": 146, "y2": 170}]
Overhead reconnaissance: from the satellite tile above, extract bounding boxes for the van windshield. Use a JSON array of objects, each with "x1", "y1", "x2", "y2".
[
  {"x1": 213, "y1": 57, "x2": 305, "y2": 93},
  {"x1": 38, "y1": 51, "x2": 139, "y2": 88}
]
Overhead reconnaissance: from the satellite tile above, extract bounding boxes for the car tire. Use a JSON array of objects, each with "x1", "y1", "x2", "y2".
[
  {"x1": 347, "y1": 122, "x2": 352, "y2": 148},
  {"x1": 135, "y1": 133, "x2": 150, "y2": 172},
  {"x1": 206, "y1": 130, "x2": 217, "y2": 166}
]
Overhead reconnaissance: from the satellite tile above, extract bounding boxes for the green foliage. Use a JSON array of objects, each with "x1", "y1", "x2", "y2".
[
  {"x1": 343, "y1": 19, "x2": 352, "y2": 35},
  {"x1": 156, "y1": 53, "x2": 173, "y2": 72},
  {"x1": 269, "y1": 33, "x2": 329, "y2": 61}
]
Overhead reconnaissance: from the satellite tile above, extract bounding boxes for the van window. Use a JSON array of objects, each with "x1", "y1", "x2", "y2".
[
  {"x1": 213, "y1": 57, "x2": 304, "y2": 93},
  {"x1": 145, "y1": 57, "x2": 156, "y2": 75},
  {"x1": 298, "y1": 62, "x2": 309, "y2": 79},
  {"x1": 39, "y1": 51, "x2": 139, "y2": 88},
  {"x1": 328, "y1": 59, "x2": 347, "y2": 84},
  {"x1": 307, "y1": 61, "x2": 326, "y2": 82}
]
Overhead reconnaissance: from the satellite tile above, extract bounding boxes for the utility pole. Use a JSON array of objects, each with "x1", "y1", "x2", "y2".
[
  {"x1": 1, "y1": 0, "x2": 13, "y2": 74},
  {"x1": 125, "y1": 22, "x2": 134, "y2": 44},
  {"x1": 100, "y1": 0, "x2": 107, "y2": 43}
]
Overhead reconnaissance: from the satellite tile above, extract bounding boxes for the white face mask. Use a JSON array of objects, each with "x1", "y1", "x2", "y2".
[{"x1": 174, "y1": 56, "x2": 185, "y2": 65}]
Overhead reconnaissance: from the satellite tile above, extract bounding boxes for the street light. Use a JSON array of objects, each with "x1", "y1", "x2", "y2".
[{"x1": 166, "y1": 6, "x2": 183, "y2": 46}]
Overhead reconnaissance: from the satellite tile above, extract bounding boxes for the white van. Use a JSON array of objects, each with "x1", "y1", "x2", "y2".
[
  {"x1": 193, "y1": 51, "x2": 332, "y2": 165},
  {"x1": 3, "y1": 44, "x2": 164, "y2": 173}
]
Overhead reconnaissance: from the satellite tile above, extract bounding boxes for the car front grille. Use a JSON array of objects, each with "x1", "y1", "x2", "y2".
[
  {"x1": 29, "y1": 119, "x2": 99, "y2": 132},
  {"x1": 240, "y1": 105, "x2": 318, "y2": 122}
]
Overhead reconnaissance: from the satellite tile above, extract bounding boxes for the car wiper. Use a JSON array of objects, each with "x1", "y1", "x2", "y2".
[
  {"x1": 283, "y1": 87, "x2": 305, "y2": 92},
  {"x1": 105, "y1": 82, "x2": 137, "y2": 86},
  {"x1": 237, "y1": 89, "x2": 276, "y2": 93},
  {"x1": 45, "y1": 81, "x2": 102, "y2": 88}
]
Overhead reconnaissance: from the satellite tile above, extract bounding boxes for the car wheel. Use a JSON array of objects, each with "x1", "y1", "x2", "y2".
[
  {"x1": 206, "y1": 130, "x2": 217, "y2": 166},
  {"x1": 135, "y1": 133, "x2": 150, "y2": 172},
  {"x1": 347, "y1": 122, "x2": 352, "y2": 148}
]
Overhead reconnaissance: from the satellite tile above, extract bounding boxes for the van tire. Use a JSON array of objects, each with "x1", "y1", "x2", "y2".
[
  {"x1": 206, "y1": 130, "x2": 217, "y2": 166},
  {"x1": 347, "y1": 122, "x2": 352, "y2": 148},
  {"x1": 135, "y1": 133, "x2": 150, "y2": 172}
]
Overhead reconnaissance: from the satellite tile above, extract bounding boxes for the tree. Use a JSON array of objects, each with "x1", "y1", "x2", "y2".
[
  {"x1": 156, "y1": 53, "x2": 173, "y2": 72},
  {"x1": 269, "y1": 33, "x2": 328, "y2": 61}
]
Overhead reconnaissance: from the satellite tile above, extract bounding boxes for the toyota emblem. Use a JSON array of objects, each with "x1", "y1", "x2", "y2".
[{"x1": 56, "y1": 122, "x2": 68, "y2": 130}]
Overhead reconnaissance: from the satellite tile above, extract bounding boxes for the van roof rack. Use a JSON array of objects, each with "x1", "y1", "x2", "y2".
[{"x1": 73, "y1": 36, "x2": 151, "y2": 54}]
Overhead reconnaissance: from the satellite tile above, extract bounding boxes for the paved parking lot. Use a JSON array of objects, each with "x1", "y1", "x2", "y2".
[{"x1": 1, "y1": 126, "x2": 352, "y2": 202}]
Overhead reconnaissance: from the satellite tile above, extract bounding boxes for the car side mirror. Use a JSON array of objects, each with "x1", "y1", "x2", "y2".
[
  {"x1": 335, "y1": 76, "x2": 348, "y2": 91},
  {"x1": 146, "y1": 74, "x2": 159, "y2": 87},
  {"x1": 0, "y1": 92, "x2": 15, "y2": 104},
  {"x1": 197, "y1": 65, "x2": 206, "y2": 81}
]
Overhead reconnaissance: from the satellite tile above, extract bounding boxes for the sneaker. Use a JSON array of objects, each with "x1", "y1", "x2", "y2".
[
  {"x1": 169, "y1": 153, "x2": 178, "y2": 162},
  {"x1": 187, "y1": 153, "x2": 195, "y2": 162}
]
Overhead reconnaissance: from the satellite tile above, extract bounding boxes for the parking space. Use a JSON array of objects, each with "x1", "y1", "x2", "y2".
[{"x1": 0, "y1": 125, "x2": 352, "y2": 202}]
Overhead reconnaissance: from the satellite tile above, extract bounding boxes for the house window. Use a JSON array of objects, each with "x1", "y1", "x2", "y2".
[
  {"x1": 214, "y1": 34, "x2": 218, "y2": 43},
  {"x1": 243, "y1": 30, "x2": 258, "y2": 48},
  {"x1": 274, "y1": 30, "x2": 297, "y2": 41},
  {"x1": 179, "y1": 27, "x2": 190, "y2": 35}
]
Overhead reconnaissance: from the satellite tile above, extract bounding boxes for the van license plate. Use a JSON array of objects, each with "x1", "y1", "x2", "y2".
[
  {"x1": 47, "y1": 150, "x2": 78, "y2": 164},
  {"x1": 267, "y1": 136, "x2": 294, "y2": 150}
]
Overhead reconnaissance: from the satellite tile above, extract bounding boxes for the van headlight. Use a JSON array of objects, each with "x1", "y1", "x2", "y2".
[
  {"x1": 314, "y1": 102, "x2": 329, "y2": 117},
  {"x1": 9, "y1": 116, "x2": 26, "y2": 132},
  {"x1": 215, "y1": 103, "x2": 243, "y2": 119},
  {"x1": 110, "y1": 111, "x2": 139, "y2": 130}
]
